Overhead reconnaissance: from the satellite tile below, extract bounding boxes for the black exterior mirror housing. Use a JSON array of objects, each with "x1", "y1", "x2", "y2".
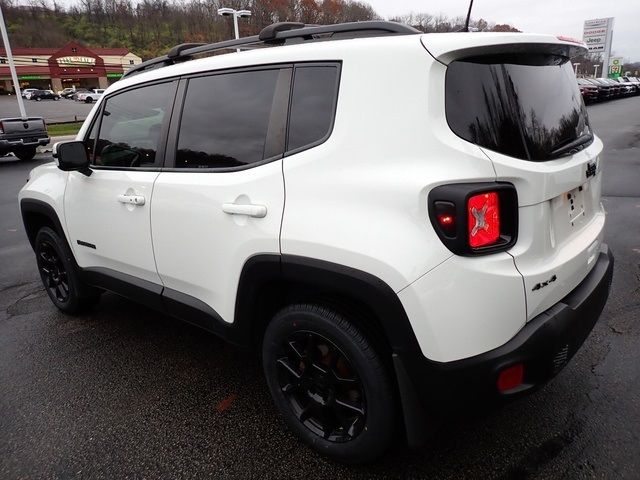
[{"x1": 54, "y1": 141, "x2": 91, "y2": 176}]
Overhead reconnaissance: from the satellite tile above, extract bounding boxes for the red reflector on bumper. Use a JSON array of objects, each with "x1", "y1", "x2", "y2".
[{"x1": 497, "y1": 363, "x2": 524, "y2": 392}]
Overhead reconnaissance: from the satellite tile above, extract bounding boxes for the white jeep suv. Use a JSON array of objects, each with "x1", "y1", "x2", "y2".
[{"x1": 19, "y1": 22, "x2": 614, "y2": 463}]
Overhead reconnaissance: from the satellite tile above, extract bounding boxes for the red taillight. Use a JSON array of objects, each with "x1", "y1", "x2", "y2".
[
  {"x1": 467, "y1": 191, "x2": 500, "y2": 248},
  {"x1": 0, "y1": 121, "x2": 4, "y2": 134},
  {"x1": 497, "y1": 363, "x2": 524, "y2": 392}
]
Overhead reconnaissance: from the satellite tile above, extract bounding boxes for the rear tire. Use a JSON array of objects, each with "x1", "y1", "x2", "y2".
[
  {"x1": 35, "y1": 227, "x2": 101, "y2": 314},
  {"x1": 35, "y1": 97, "x2": 41, "y2": 101},
  {"x1": 262, "y1": 304, "x2": 397, "y2": 464},
  {"x1": 13, "y1": 147, "x2": 37, "y2": 161},
  {"x1": 85, "y1": 97, "x2": 93, "y2": 104}
]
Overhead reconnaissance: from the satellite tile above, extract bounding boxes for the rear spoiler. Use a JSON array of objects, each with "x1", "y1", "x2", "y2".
[{"x1": 421, "y1": 33, "x2": 587, "y2": 64}]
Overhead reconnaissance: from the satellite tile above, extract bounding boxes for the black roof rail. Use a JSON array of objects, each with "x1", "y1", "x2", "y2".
[{"x1": 123, "y1": 21, "x2": 420, "y2": 79}]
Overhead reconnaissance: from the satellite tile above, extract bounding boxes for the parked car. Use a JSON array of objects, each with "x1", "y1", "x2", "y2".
[
  {"x1": 596, "y1": 78, "x2": 623, "y2": 98},
  {"x1": 70, "y1": 88, "x2": 90, "y2": 101},
  {"x1": 577, "y1": 78, "x2": 599, "y2": 103},
  {"x1": 621, "y1": 76, "x2": 640, "y2": 90},
  {"x1": 22, "y1": 88, "x2": 38, "y2": 100},
  {"x1": 0, "y1": 116, "x2": 49, "y2": 161},
  {"x1": 31, "y1": 90, "x2": 61, "y2": 101},
  {"x1": 75, "y1": 88, "x2": 104, "y2": 103},
  {"x1": 19, "y1": 22, "x2": 614, "y2": 463},
  {"x1": 586, "y1": 78, "x2": 613, "y2": 101},
  {"x1": 612, "y1": 77, "x2": 638, "y2": 95},
  {"x1": 57, "y1": 87, "x2": 76, "y2": 98}
]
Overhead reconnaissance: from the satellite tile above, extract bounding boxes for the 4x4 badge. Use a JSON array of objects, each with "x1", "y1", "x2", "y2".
[
  {"x1": 532, "y1": 275, "x2": 557, "y2": 291},
  {"x1": 586, "y1": 161, "x2": 597, "y2": 179}
]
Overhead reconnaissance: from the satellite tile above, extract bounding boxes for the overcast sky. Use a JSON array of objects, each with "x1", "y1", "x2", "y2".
[{"x1": 367, "y1": 0, "x2": 639, "y2": 61}]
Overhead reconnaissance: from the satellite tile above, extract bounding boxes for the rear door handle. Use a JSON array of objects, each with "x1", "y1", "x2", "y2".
[
  {"x1": 117, "y1": 194, "x2": 145, "y2": 206},
  {"x1": 222, "y1": 203, "x2": 267, "y2": 218}
]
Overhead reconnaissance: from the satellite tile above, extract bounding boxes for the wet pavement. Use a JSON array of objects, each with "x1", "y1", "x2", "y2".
[{"x1": 1, "y1": 97, "x2": 639, "y2": 479}]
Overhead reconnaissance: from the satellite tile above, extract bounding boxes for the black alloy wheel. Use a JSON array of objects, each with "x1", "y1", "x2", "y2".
[
  {"x1": 263, "y1": 304, "x2": 396, "y2": 463},
  {"x1": 34, "y1": 227, "x2": 101, "y2": 313},
  {"x1": 276, "y1": 330, "x2": 366, "y2": 442},
  {"x1": 38, "y1": 239, "x2": 70, "y2": 303}
]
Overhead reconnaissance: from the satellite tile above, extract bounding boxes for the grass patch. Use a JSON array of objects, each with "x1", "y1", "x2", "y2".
[{"x1": 47, "y1": 122, "x2": 83, "y2": 137}]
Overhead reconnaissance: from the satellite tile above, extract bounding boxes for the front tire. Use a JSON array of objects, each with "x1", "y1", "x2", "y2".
[
  {"x1": 35, "y1": 227, "x2": 100, "y2": 314},
  {"x1": 85, "y1": 97, "x2": 93, "y2": 103},
  {"x1": 35, "y1": 97, "x2": 41, "y2": 101},
  {"x1": 262, "y1": 304, "x2": 397, "y2": 463},
  {"x1": 13, "y1": 146, "x2": 37, "y2": 161}
]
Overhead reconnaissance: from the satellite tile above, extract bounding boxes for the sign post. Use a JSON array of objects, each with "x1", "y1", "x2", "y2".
[
  {"x1": 0, "y1": 4, "x2": 27, "y2": 120},
  {"x1": 582, "y1": 17, "x2": 614, "y2": 77}
]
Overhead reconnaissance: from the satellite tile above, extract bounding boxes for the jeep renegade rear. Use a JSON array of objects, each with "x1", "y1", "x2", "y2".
[{"x1": 19, "y1": 22, "x2": 613, "y2": 463}]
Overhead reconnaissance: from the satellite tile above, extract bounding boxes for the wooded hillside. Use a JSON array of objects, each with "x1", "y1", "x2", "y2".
[{"x1": 2, "y1": 0, "x2": 520, "y2": 59}]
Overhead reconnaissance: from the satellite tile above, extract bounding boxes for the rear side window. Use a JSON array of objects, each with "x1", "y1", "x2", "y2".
[
  {"x1": 93, "y1": 82, "x2": 174, "y2": 168},
  {"x1": 446, "y1": 55, "x2": 591, "y2": 161},
  {"x1": 287, "y1": 65, "x2": 339, "y2": 153},
  {"x1": 176, "y1": 69, "x2": 282, "y2": 169}
]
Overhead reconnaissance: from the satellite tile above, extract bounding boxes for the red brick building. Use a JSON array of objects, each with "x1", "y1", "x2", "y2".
[{"x1": 0, "y1": 41, "x2": 142, "y2": 93}]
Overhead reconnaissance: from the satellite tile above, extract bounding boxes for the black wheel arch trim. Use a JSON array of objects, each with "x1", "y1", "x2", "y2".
[{"x1": 20, "y1": 198, "x2": 70, "y2": 250}]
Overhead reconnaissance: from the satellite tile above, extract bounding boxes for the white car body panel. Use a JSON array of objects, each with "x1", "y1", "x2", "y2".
[
  {"x1": 151, "y1": 161, "x2": 284, "y2": 323},
  {"x1": 398, "y1": 253, "x2": 526, "y2": 362},
  {"x1": 64, "y1": 170, "x2": 162, "y2": 284}
]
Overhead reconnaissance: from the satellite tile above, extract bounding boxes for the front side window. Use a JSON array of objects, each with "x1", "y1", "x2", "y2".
[
  {"x1": 176, "y1": 69, "x2": 281, "y2": 169},
  {"x1": 93, "y1": 82, "x2": 174, "y2": 168},
  {"x1": 287, "y1": 65, "x2": 339, "y2": 153},
  {"x1": 446, "y1": 55, "x2": 591, "y2": 161}
]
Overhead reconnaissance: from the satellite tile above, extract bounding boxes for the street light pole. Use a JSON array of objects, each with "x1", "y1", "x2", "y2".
[
  {"x1": 0, "y1": 4, "x2": 26, "y2": 120},
  {"x1": 593, "y1": 64, "x2": 600, "y2": 78},
  {"x1": 232, "y1": 12, "x2": 240, "y2": 41},
  {"x1": 217, "y1": 8, "x2": 252, "y2": 53}
]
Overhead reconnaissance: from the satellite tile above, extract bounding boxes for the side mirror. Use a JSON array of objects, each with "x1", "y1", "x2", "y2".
[{"x1": 54, "y1": 141, "x2": 92, "y2": 176}]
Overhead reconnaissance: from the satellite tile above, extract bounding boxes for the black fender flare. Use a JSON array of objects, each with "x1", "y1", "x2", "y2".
[
  {"x1": 234, "y1": 254, "x2": 430, "y2": 447},
  {"x1": 20, "y1": 198, "x2": 68, "y2": 250}
]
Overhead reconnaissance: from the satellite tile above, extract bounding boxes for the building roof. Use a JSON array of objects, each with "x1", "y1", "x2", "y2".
[{"x1": 0, "y1": 46, "x2": 132, "y2": 56}]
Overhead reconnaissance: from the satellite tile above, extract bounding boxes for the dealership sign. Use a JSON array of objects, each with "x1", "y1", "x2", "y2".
[
  {"x1": 583, "y1": 17, "x2": 614, "y2": 53},
  {"x1": 56, "y1": 56, "x2": 96, "y2": 66}
]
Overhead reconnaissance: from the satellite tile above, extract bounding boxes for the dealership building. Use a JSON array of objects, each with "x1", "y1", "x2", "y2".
[{"x1": 0, "y1": 42, "x2": 142, "y2": 93}]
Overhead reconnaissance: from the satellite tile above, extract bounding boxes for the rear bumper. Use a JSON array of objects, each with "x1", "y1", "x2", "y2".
[
  {"x1": 395, "y1": 244, "x2": 613, "y2": 444},
  {"x1": 0, "y1": 135, "x2": 50, "y2": 149}
]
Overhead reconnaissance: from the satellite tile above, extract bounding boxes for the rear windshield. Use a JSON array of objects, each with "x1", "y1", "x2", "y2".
[{"x1": 446, "y1": 54, "x2": 591, "y2": 161}]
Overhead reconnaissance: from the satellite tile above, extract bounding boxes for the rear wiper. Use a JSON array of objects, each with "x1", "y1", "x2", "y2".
[{"x1": 549, "y1": 132, "x2": 594, "y2": 159}]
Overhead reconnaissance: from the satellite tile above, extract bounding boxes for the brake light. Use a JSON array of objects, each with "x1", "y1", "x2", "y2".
[
  {"x1": 556, "y1": 35, "x2": 586, "y2": 46},
  {"x1": 467, "y1": 192, "x2": 500, "y2": 248},
  {"x1": 428, "y1": 183, "x2": 518, "y2": 256},
  {"x1": 0, "y1": 121, "x2": 3, "y2": 134}
]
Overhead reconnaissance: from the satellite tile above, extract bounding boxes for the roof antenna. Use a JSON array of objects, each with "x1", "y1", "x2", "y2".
[{"x1": 464, "y1": 0, "x2": 474, "y2": 32}]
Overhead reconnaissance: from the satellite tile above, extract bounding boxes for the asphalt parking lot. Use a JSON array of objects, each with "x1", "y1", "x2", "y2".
[
  {"x1": 0, "y1": 95, "x2": 94, "y2": 123},
  {"x1": 1, "y1": 97, "x2": 639, "y2": 479}
]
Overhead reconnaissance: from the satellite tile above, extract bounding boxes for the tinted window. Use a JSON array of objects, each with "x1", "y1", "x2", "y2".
[
  {"x1": 287, "y1": 66, "x2": 339, "y2": 152},
  {"x1": 446, "y1": 55, "x2": 591, "y2": 161},
  {"x1": 176, "y1": 69, "x2": 281, "y2": 169},
  {"x1": 93, "y1": 82, "x2": 174, "y2": 168}
]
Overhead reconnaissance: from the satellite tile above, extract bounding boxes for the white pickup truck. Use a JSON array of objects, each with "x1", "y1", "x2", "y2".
[{"x1": 75, "y1": 89, "x2": 105, "y2": 104}]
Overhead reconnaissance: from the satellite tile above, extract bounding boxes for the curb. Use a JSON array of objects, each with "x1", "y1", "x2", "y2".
[{"x1": 38, "y1": 135, "x2": 77, "y2": 153}]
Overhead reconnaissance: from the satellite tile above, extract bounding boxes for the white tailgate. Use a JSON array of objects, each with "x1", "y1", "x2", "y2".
[{"x1": 484, "y1": 139, "x2": 606, "y2": 320}]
